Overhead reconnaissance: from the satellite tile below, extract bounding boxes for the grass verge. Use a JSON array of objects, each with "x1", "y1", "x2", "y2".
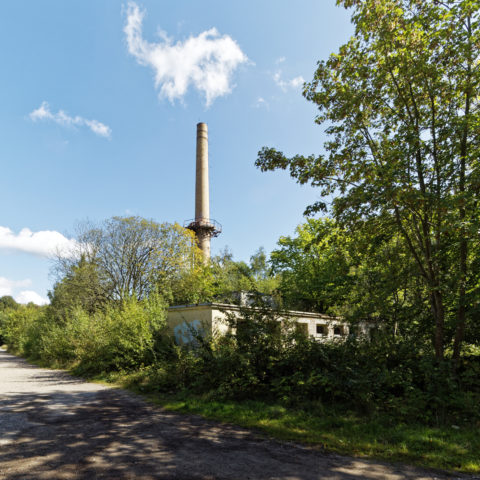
[
  {"x1": 3, "y1": 348, "x2": 477, "y2": 475},
  {"x1": 91, "y1": 370, "x2": 480, "y2": 475}
]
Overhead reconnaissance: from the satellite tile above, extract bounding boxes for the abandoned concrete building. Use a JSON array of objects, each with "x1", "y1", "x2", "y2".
[{"x1": 167, "y1": 301, "x2": 370, "y2": 345}]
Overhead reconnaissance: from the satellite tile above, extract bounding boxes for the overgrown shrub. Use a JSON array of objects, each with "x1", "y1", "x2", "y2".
[
  {"x1": 149, "y1": 306, "x2": 480, "y2": 425},
  {"x1": 3, "y1": 297, "x2": 478, "y2": 426},
  {"x1": 70, "y1": 296, "x2": 166, "y2": 374},
  {"x1": 3, "y1": 295, "x2": 167, "y2": 374},
  {"x1": 0, "y1": 311, "x2": 6, "y2": 345},
  {"x1": 0, "y1": 305, "x2": 43, "y2": 353}
]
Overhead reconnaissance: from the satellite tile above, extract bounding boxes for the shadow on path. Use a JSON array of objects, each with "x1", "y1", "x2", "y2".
[{"x1": 0, "y1": 350, "x2": 473, "y2": 480}]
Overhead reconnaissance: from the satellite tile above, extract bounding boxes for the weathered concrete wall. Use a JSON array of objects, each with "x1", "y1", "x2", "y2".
[
  {"x1": 167, "y1": 305, "x2": 213, "y2": 345},
  {"x1": 166, "y1": 303, "x2": 368, "y2": 345}
]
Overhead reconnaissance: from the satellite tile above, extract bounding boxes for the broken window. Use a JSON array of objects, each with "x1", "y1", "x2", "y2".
[
  {"x1": 334, "y1": 326, "x2": 345, "y2": 336},
  {"x1": 316, "y1": 324, "x2": 328, "y2": 336}
]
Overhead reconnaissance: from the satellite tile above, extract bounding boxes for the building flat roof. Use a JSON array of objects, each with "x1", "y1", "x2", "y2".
[{"x1": 167, "y1": 302, "x2": 338, "y2": 321}]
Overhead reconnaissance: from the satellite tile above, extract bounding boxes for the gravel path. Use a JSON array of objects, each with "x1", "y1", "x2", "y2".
[{"x1": 0, "y1": 348, "x2": 475, "y2": 480}]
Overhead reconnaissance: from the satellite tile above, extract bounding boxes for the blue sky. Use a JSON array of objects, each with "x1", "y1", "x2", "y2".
[{"x1": 0, "y1": 1, "x2": 353, "y2": 304}]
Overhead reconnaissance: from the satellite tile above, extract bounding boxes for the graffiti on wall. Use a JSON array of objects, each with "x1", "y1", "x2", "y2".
[{"x1": 173, "y1": 319, "x2": 204, "y2": 344}]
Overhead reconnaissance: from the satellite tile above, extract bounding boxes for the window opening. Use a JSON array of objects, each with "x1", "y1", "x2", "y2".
[
  {"x1": 334, "y1": 326, "x2": 344, "y2": 336},
  {"x1": 316, "y1": 324, "x2": 328, "y2": 336}
]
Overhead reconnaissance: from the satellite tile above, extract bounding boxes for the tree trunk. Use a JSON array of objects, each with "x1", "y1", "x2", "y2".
[
  {"x1": 453, "y1": 15, "x2": 471, "y2": 366},
  {"x1": 432, "y1": 289, "x2": 445, "y2": 361}
]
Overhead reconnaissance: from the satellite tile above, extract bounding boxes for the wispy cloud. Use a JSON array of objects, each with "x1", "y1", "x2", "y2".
[
  {"x1": 29, "y1": 102, "x2": 111, "y2": 138},
  {"x1": 273, "y1": 71, "x2": 304, "y2": 92},
  {"x1": 254, "y1": 97, "x2": 269, "y2": 109},
  {"x1": 275, "y1": 56, "x2": 286, "y2": 65},
  {"x1": 0, "y1": 226, "x2": 77, "y2": 258},
  {"x1": 124, "y1": 2, "x2": 248, "y2": 107}
]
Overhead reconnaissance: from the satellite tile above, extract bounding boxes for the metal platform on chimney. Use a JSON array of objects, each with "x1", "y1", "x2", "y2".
[{"x1": 184, "y1": 218, "x2": 222, "y2": 237}]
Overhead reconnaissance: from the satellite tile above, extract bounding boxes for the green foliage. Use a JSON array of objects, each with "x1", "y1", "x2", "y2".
[
  {"x1": 249, "y1": 247, "x2": 280, "y2": 295},
  {"x1": 3, "y1": 295, "x2": 167, "y2": 373},
  {"x1": 169, "y1": 246, "x2": 280, "y2": 306},
  {"x1": 0, "y1": 304, "x2": 44, "y2": 353},
  {"x1": 271, "y1": 218, "x2": 352, "y2": 313},
  {"x1": 54, "y1": 216, "x2": 200, "y2": 305},
  {"x1": 210, "y1": 247, "x2": 257, "y2": 298},
  {"x1": 256, "y1": 0, "x2": 480, "y2": 360},
  {"x1": 142, "y1": 306, "x2": 480, "y2": 426},
  {"x1": 0, "y1": 296, "x2": 20, "y2": 344},
  {"x1": 48, "y1": 255, "x2": 109, "y2": 322},
  {"x1": 0, "y1": 296, "x2": 19, "y2": 312},
  {"x1": 68, "y1": 296, "x2": 166, "y2": 374},
  {"x1": 168, "y1": 260, "x2": 216, "y2": 305},
  {"x1": 269, "y1": 218, "x2": 432, "y2": 344},
  {"x1": 144, "y1": 304, "x2": 291, "y2": 398}
]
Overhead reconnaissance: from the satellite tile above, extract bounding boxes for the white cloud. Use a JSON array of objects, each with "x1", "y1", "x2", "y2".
[
  {"x1": 0, "y1": 278, "x2": 49, "y2": 306},
  {"x1": 0, "y1": 226, "x2": 77, "y2": 258},
  {"x1": 15, "y1": 290, "x2": 49, "y2": 306},
  {"x1": 273, "y1": 71, "x2": 305, "y2": 92},
  {"x1": 0, "y1": 278, "x2": 48, "y2": 306},
  {"x1": 275, "y1": 56, "x2": 286, "y2": 64},
  {"x1": 0, "y1": 277, "x2": 31, "y2": 297},
  {"x1": 29, "y1": 102, "x2": 111, "y2": 138},
  {"x1": 124, "y1": 2, "x2": 248, "y2": 107}
]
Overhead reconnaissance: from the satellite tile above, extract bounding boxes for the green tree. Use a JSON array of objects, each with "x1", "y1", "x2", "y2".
[
  {"x1": 167, "y1": 247, "x2": 280, "y2": 306},
  {"x1": 256, "y1": 0, "x2": 480, "y2": 361},
  {"x1": 344, "y1": 230, "x2": 430, "y2": 337},
  {"x1": 270, "y1": 218, "x2": 429, "y2": 337},
  {"x1": 0, "y1": 297, "x2": 21, "y2": 344},
  {"x1": 249, "y1": 247, "x2": 280, "y2": 295},
  {"x1": 210, "y1": 247, "x2": 256, "y2": 299},
  {"x1": 0, "y1": 304, "x2": 43, "y2": 353},
  {"x1": 168, "y1": 260, "x2": 216, "y2": 305},
  {"x1": 54, "y1": 217, "x2": 200, "y2": 303},
  {"x1": 48, "y1": 255, "x2": 109, "y2": 321},
  {"x1": 0, "y1": 296, "x2": 19, "y2": 311},
  {"x1": 208, "y1": 247, "x2": 280, "y2": 302},
  {"x1": 270, "y1": 218, "x2": 352, "y2": 313}
]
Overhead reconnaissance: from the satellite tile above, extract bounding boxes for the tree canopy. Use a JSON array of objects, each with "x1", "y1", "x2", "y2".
[
  {"x1": 270, "y1": 218, "x2": 352, "y2": 313},
  {"x1": 256, "y1": 0, "x2": 480, "y2": 360},
  {"x1": 53, "y1": 216, "x2": 200, "y2": 308},
  {"x1": 0, "y1": 296, "x2": 19, "y2": 312}
]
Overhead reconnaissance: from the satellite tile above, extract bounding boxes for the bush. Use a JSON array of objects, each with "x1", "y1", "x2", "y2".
[
  {"x1": 0, "y1": 305, "x2": 43, "y2": 353},
  {"x1": 150, "y1": 306, "x2": 480, "y2": 425},
  {"x1": 0, "y1": 311, "x2": 6, "y2": 345},
  {"x1": 3, "y1": 295, "x2": 167, "y2": 374},
  {"x1": 71, "y1": 296, "x2": 166, "y2": 374},
  {"x1": 3, "y1": 296, "x2": 478, "y2": 426}
]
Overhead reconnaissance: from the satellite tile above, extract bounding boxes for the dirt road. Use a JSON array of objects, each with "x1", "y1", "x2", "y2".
[{"x1": 0, "y1": 348, "x2": 474, "y2": 480}]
